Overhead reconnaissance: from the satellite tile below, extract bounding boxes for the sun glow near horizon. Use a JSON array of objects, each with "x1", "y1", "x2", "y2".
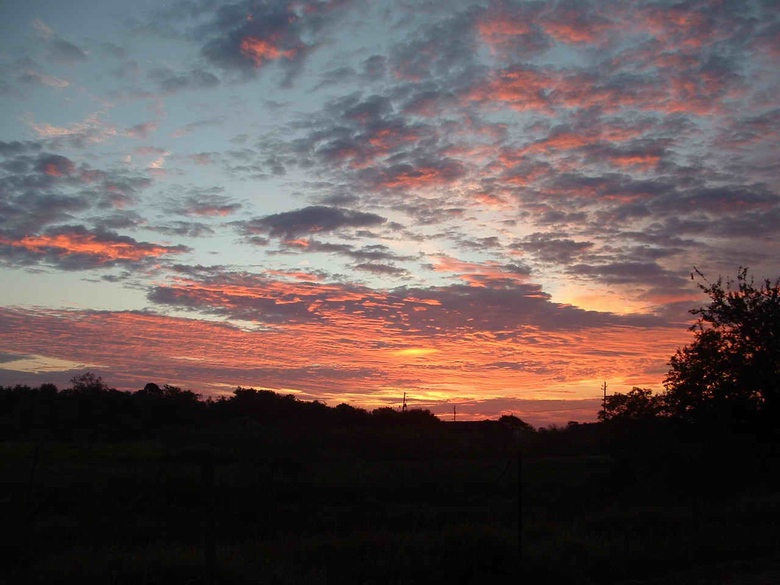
[{"x1": 0, "y1": 0, "x2": 777, "y2": 425}]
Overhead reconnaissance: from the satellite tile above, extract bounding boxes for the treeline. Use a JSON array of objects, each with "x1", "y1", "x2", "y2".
[
  {"x1": 0, "y1": 372, "x2": 450, "y2": 441},
  {"x1": 0, "y1": 374, "x2": 548, "y2": 465},
  {"x1": 0, "y1": 373, "x2": 447, "y2": 442}
]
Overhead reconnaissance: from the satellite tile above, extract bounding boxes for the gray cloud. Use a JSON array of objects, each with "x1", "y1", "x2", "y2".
[
  {"x1": 514, "y1": 234, "x2": 595, "y2": 264},
  {"x1": 148, "y1": 67, "x2": 220, "y2": 93},
  {"x1": 236, "y1": 205, "x2": 387, "y2": 240},
  {"x1": 48, "y1": 38, "x2": 88, "y2": 64},
  {"x1": 147, "y1": 268, "x2": 665, "y2": 333},
  {"x1": 353, "y1": 263, "x2": 409, "y2": 276},
  {"x1": 163, "y1": 187, "x2": 242, "y2": 218},
  {"x1": 188, "y1": 0, "x2": 356, "y2": 84},
  {"x1": 154, "y1": 221, "x2": 217, "y2": 238}
]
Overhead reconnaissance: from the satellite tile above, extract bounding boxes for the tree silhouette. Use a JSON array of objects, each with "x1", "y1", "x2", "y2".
[
  {"x1": 598, "y1": 387, "x2": 664, "y2": 423},
  {"x1": 65, "y1": 372, "x2": 112, "y2": 395},
  {"x1": 498, "y1": 414, "x2": 535, "y2": 433},
  {"x1": 664, "y1": 267, "x2": 780, "y2": 428}
]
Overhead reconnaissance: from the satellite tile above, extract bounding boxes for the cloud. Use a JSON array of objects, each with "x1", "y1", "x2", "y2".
[
  {"x1": 165, "y1": 189, "x2": 242, "y2": 217},
  {"x1": 147, "y1": 267, "x2": 663, "y2": 333},
  {"x1": 26, "y1": 111, "x2": 117, "y2": 146},
  {"x1": 0, "y1": 288, "x2": 685, "y2": 414},
  {"x1": 390, "y1": 9, "x2": 482, "y2": 81},
  {"x1": 0, "y1": 225, "x2": 189, "y2": 270},
  {"x1": 193, "y1": 0, "x2": 356, "y2": 82},
  {"x1": 361, "y1": 55, "x2": 387, "y2": 81},
  {"x1": 464, "y1": 65, "x2": 555, "y2": 113},
  {"x1": 31, "y1": 20, "x2": 88, "y2": 64},
  {"x1": 0, "y1": 140, "x2": 41, "y2": 157},
  {"x1": 236, "y1": 205, "x2": 387, "y2": 240},
  {"x1": 0, "y1": 148, "x2": 153, "y2": 236},
  {"x1": 17, "y1": 69, "x2": 69, "y2": 88},
  {"x1": 539, "y1": 1, "x2": 615, "y2": 46},
  {"x1": 171, "y1": 116, "x2": 226, "y2": 138},
  {"x1": 99, "y1": 42, "x2": 126, "y2": 59},
  {"x1": 154, "y1": 221, "x2": 216, "y2": 238},
  {"x1": 428, "y1": 255, "x2": 532, "y2": 288},
  {"x1": 36, "y1": 154, "x2": 76, "y2": 177},
  {"x1": 148, "y1": 67, "x2": 220, "y2": 93},
  {"x1": 240, "y1": 36, "x2": 298, "y2": 65},
  {"x1": 353, "y1": 263, "x2": 409, "y2": 276},
  {"x1": 48, "y1": 38, "x2": 88, "y2": 65},
  {"x1": 566, "y1": 260, "x2": 674, "y2": 285},
  {"x1": 475, "y1": 1, "x2": 552, "y2": 58},
  {"x1": 125, "y1": 121, "x2": 159, "y2": 139},
  {"x1": 32, "y1": 19, "x2": 55, "y2": 40},
  {"x1": 2, "y1": 0, "x2": 778, "y2": 422},
  {"x1": 359, "y1": 158, "x2": 467, "y2": 191},
  {"x1": 513, "y1": 234, "x2": 595, "y2": 264}
]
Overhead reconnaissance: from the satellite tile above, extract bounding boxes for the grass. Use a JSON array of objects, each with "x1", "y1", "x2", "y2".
[{"x1": 2, "y1": 438, "x2": 779, "y2": 584}]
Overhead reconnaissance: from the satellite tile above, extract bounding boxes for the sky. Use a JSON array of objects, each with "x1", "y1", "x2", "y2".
[{"x1": 0, "y1": 0, "x2": 778, "y2": 425}]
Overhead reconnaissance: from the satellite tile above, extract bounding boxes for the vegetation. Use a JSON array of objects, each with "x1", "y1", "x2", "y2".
[
  {"x1": 665, "y1": 267, "x2": 780, "y2": 428},
  {"x1": 601, "y1": 267, "x2": 780, "y2": 432},
  {"x1": 2, "y1": 268, "x2": 779, "y2": 584},
  {"x1": 598, "y1": 386, "x2": 664, "y2": 423}
]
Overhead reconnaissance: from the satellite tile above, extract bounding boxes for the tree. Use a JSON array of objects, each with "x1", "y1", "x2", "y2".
[
  {"x1": 66, "y1": 372, "x2": 112, "y2": 394},
  {"x1": 663, "y1": 267, "x2": 780, "y2": 427},
  {"x1": 598, "y1": 387, "x2": 664, "y2": 422},
  {"x1": 498, "y1": 414, "x2": 535, "y2": 433}
]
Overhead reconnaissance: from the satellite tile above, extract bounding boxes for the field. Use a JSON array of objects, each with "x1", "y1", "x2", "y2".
[{"x1": 2, "y1": 422, "x2": 780, "y2": 584}]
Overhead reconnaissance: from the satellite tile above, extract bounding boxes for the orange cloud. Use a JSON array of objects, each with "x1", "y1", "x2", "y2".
[
  {"x1": 477, "y1": 16, "x2": 533, "y2": 54},
  {"x1": 638, "y1": 5, "x2": 721, "y2": 49},
  {"x1": 367, "y1": 127, "x2": 422, "y2": 153},
  {"x1": 540, "y1": 13, "x2": 613, "y2": 45},
  {"x1": 374, "y1": 162, "x2": 465, "y2": 190},
  {"x1": 478, "y1": 18, "x2": 531, "y2": 40},
  {"x1": 381, "y1": 167, "x2": 449, "y2": 189},
  {"x1": 44, "y1": 164, "x2": 66, "y2": 177},
  {"x1": 468, "y1": 61, "x2": 728, "y2": 117},
  {"x1": 608, "y1": 153, "x2": 661, "y2": 170},
  {"x1": 505, "y1": 133, "x2": 596, "y2": 161},
  {"x1": 431, "y1": 256, "x2": 529, "y2": 287},
  {"x1": 0, "y1": 304, "x2": 689, "y2": 426},
  {"x1": 240, "y1": 36, "x2": 297, "y2": 66},
  {"x1": 0, "y1": 232, "x2": 183, "y2": 263},
  {"x1": 465, "y1": 67, "x2": 555, "y2": 112}
]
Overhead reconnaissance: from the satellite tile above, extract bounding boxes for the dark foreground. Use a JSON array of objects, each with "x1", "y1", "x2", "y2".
[{"x1": 2, "y1": 421, "x2": 780, "y2": 585}]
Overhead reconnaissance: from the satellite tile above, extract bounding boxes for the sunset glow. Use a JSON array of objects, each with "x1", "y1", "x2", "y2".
[{"x1": 0, "y1": 0, "x2": 777, "y2": 425}]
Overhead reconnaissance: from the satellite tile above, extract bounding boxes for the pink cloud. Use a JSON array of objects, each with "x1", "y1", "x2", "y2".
[
  {"x1": 0, "y1": 230, "x2": 185, "y2": 264},
  {"x1": 240, "y1": 35, "x2": 298, "y2": 66},
  {"x1": 464, "y1": 66, "x2": 555, "y2": 113},
  {"x1": 539, "y1": 8, "x2": 614, "y2": 46},
  {"x1": 0, "y1": 302, "x2": 689, "y2": 426}
]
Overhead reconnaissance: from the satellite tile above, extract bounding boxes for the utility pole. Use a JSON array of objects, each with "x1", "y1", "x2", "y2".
[
  {"x1": 602, "y1": 381, "x2": 607, "y2": 418},
  {"x1": 402, "y1": 392, "x2": 407, "y2": 412},
  {"x1": 453, "y1": 404, "x2": 456, "y2": 422}
]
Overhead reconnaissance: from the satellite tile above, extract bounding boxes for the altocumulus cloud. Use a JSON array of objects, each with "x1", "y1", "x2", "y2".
[{"x1": 235, "y1": 205, "x2": 387, "y2": 240}]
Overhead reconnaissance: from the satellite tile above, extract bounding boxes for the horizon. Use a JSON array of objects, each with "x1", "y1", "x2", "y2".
[{"x1": 1, "y1": 0, "x2": 778, "y2": 427}]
